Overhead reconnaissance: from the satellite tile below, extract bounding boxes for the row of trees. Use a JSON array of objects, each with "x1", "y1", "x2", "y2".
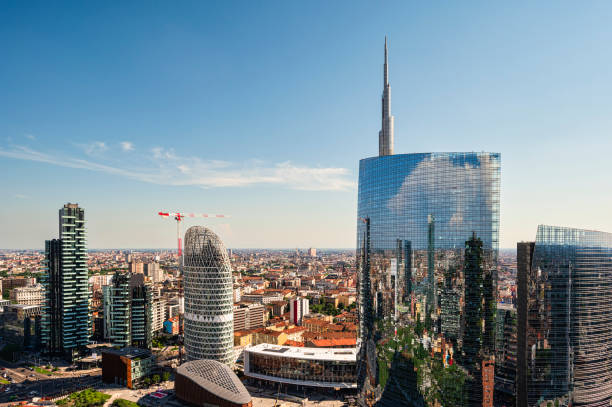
[
  {"x1": 141, "y1": 371, "x2": 171, "y2": 387},
  {"x1": 308, "y1": 298, "x2": 356, "y2": 316}
]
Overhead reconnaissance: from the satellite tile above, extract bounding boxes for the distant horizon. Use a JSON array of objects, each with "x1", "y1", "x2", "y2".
[{"x1": 0, "y1": 247, "x2": 520, "y2": 252}]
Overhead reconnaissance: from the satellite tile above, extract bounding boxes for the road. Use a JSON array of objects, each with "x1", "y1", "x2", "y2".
[{"x1": 0, "y1": 360, "x2": 102, "y2": 403}]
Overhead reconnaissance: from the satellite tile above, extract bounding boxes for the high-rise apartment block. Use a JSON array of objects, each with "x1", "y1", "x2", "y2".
[
  {"x1": 183, "y1": 226, "x2": 234, "y2": 366},
  {"x1": 517, "y1": 226, "x2": 612, "y2": 406},
  {"x1": 152, "y1": 295, "x2": 167, "y2": 334},
  {"x1": 289, "y1": 297, "x2": 309, "y2": 326},
  {"x1": 233, "y1": 303, "x2": 265, "y2": 332},
  {"x1": 144, "y1": 262, "x2": 164, "y2": 282},
  {"x1": 129, "y1": 261, "x2": 144, "y2": 274},
  {"x1": 41, "y1": 203, "x2": 91, "y2": 359},
  {"x1": 104, "y1": 272, "x2": 152, "y2": 349}
]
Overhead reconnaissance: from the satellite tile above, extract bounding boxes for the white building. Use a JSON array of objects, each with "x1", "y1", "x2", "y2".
[
  {"x1": 289, "y1": 297, "x2": 310, "y2": 326},
  {"x1": 244, "y1": 343, "x2": 357, "y2": 389},
  {"x1": 145, "y1": 262, "x2": 165, "y2": 283},
  {"x1": 183, "y1": 226, "x2": 234, "y2": 366},
  {"x1": 89, "y1": 274, "x2": 113, "y2": 292},
  {"x1": 10, "y1": 284, "x2": 45, "y2": 305},
  {"x1": 152, "y1": 296, "x2": 167, "y2": 334}
]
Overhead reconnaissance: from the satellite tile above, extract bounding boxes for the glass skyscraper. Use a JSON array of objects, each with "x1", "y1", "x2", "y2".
[
  {"x1": 357, "y1": 152, "x2": 500, "y2": 320},
  {"x1": 355, "y1": 39, "x2": 501, "y2": 405},
  {"x1": 356, "y1": 152, "x2": 500, "y2": 405},
  {"x1": 105, "y1": 272, "x2": 153, "y2": 349},
  {"x1": 183, "y1": 226, "x2": 234, "y2": 366},
  {"x1": 517, "y1": 225, "x2": 612, "y2": 407},
  {"x1": 41, "y1": 203, "x2": 91, "y2": 359}
]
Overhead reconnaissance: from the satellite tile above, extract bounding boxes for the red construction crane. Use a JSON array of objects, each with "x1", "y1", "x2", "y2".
[{"x1": 158, "y1": 212, "x2": 229, "y2": 257}]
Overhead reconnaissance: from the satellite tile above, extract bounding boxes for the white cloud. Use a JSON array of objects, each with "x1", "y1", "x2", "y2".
[
  {"x1": 25, "y1": 134, "x2": 35, "y2": 140},
  {"x1": 0, "y1": 144, "x2": 355, "y2": 191},
  {"x1": 120, "y1": 141, "x2": 134, "y2": 151},
  {"x1": 14, "y1": 194, "x2": 27, "y2": 199},
  {"x1": 83, "y1": 141, "x2": 108, "y2": 156}
]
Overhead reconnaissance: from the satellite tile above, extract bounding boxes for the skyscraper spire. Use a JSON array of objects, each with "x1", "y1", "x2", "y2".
[
  {"x1": 384, "y1": 36, "x2": 388, "y2": 87},
  {"x1": 379, "y1": 36, "x2": 394, "y2": 156}
]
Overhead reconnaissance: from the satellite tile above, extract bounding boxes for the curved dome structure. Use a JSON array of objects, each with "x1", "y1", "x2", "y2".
[
  {"x1": 183, "y1": 226, "x2": 234, "y2": 365},
  {"x1": 176, "y1": 359, "x2": 252, "y2": 407}
]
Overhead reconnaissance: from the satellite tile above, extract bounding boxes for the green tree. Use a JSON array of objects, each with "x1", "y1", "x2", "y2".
[
  {"x1": 431, "y1": 361, "x2": 467, "y2": 407},
  {"x1": 161, "y1": 372, "x2": 170, "y2": 382},
  {"x1": 152, "y1": 374, "x2": 160, "y2": 384},
  {"x1": 143, "y1": 377, "x2": 151, "y2": 387},
  {"x1": 113, "y1": 399, "x2": 139, "y2": 407}
]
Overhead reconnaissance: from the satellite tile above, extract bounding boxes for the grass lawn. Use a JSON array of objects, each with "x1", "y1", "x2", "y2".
[
  {"x1": 0, "y1": 379, "x2": 9, "y2": 384},
  {"x1": 33, "y1": 366, "x2": 54, "y2": 375},
  {"x1": 56, "y1": 389, "x2": 111, "y2": 407}
]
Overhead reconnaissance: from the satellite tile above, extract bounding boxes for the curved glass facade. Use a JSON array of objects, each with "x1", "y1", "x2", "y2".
[
  {"x1": 183, "y1": 226, "x2": 234, "y2": 366},
  {"x1": 524, "y1": 225, "x2": 612, "y2": 407},
  {"x1": 356, "y1": 152, "x2": 500, "y2": 320},
  {"x1": 357, "y1": 153, "x2": 500, "y2": 252}
]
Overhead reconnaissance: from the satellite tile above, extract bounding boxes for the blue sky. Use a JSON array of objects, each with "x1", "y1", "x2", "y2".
[{"x1": 1, "y1": 1, "x2": 612, "y2": 249}]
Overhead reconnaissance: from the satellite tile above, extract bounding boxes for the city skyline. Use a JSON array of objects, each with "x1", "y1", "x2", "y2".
[{"x1": 2, "y1": 2, "x2": 612, "y2": 250}]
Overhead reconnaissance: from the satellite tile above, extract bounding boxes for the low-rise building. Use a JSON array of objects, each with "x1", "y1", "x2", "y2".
[
  {"x1": 101, "y1": 347, "x2": 155, "y2": 389},
  {"x1": 234, "y1": 330, "x2": 254, "y2": 347},
  {"x1": 244, "y1": 343, "x2": 357, "y2": 389},
  {"x1": 253, "y1": 329, "x2": 287, "y2": 346},
  {"x1": 176, "y1": 359, "x2": 252, "y2": 407},
  {"x1": 10, "y1": 284, "x2": 45, "y2": 305},
  {"x1": 163, "y1": 317, "x2": 179, "y2": 335}
]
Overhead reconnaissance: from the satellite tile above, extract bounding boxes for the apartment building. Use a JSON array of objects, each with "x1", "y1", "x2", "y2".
[{"x1": 10, "y1": 284, "x2": 45, "y2": 305}]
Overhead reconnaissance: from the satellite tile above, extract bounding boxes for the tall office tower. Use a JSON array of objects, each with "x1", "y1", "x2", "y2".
[
  {"x1": 440, "y1": 267, "x2": 460, "y2": 340},
  {"x1": 183, "y1": 226, "x2": 234, "y2": 366},
  {"x1": 105, "y1": 272, "x2": 152, "y2": 349},
  {"x1": 516, "y1": 241, "x2": 534, "y2": 407},
  {"x1": 356, "y1": 38, "x2": 500, "y2": 401},
  {"x1": 358, "y1": 217, "x2": 373, "y2": 344},
  {"x1": 41, "y1": 203, "x2": 91, "y2": 359},
  {"x1": 482, "y1": 268, "x2": 496, "y2": 354},
  {"x1": 357, "y1": 152, "x2": 500, "y2": 325},
  {"x1": 463, "y1": 233, "x2": 484, "y2": 369},
  {"x1": 426, "y1": 214, "x2": 435, "y2": 316},
  {"x1": 378, "y1": 37, "x2": 394, "y2": 156},
  {"x1": 403, "y1": 240, "x2": 412, "y2": 300},
  {"x1": 462, "y1": 233, "x2": 498, "y2": 406},
  {"x1": 289, "y1": 297, "x2": 309, "y2": 326},
  {"x1": 517, "y1": 225, "x2": 612, "y2": 407},
  {"x1": 494, "y1": 304, "x2": 517, "y2": 407}
]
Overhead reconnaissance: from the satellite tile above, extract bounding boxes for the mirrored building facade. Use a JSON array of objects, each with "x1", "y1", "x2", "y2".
[
  {"x1": 357, "y1": 152, "x2": 500, "y2": 324},
  {"x1": 518, "y1": 225, "x2": 612, "y2": 407},
  {"x1": 356, "y1": 152, "x2": 500, "y2": 404},
  {"x1": 183, "y1": 226, "x2": 234, "y2": 366}
]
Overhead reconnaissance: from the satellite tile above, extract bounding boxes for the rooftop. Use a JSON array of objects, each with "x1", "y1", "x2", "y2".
[
  {"x1": 176, "y1": 359, "x2": 251, "y2": 405},
  {"x1": 246, "y1": 343, "x2": 358, "y2": 362},
  {"x1": 102, "y1": 347, "x2": 153, "y2": 360}
]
